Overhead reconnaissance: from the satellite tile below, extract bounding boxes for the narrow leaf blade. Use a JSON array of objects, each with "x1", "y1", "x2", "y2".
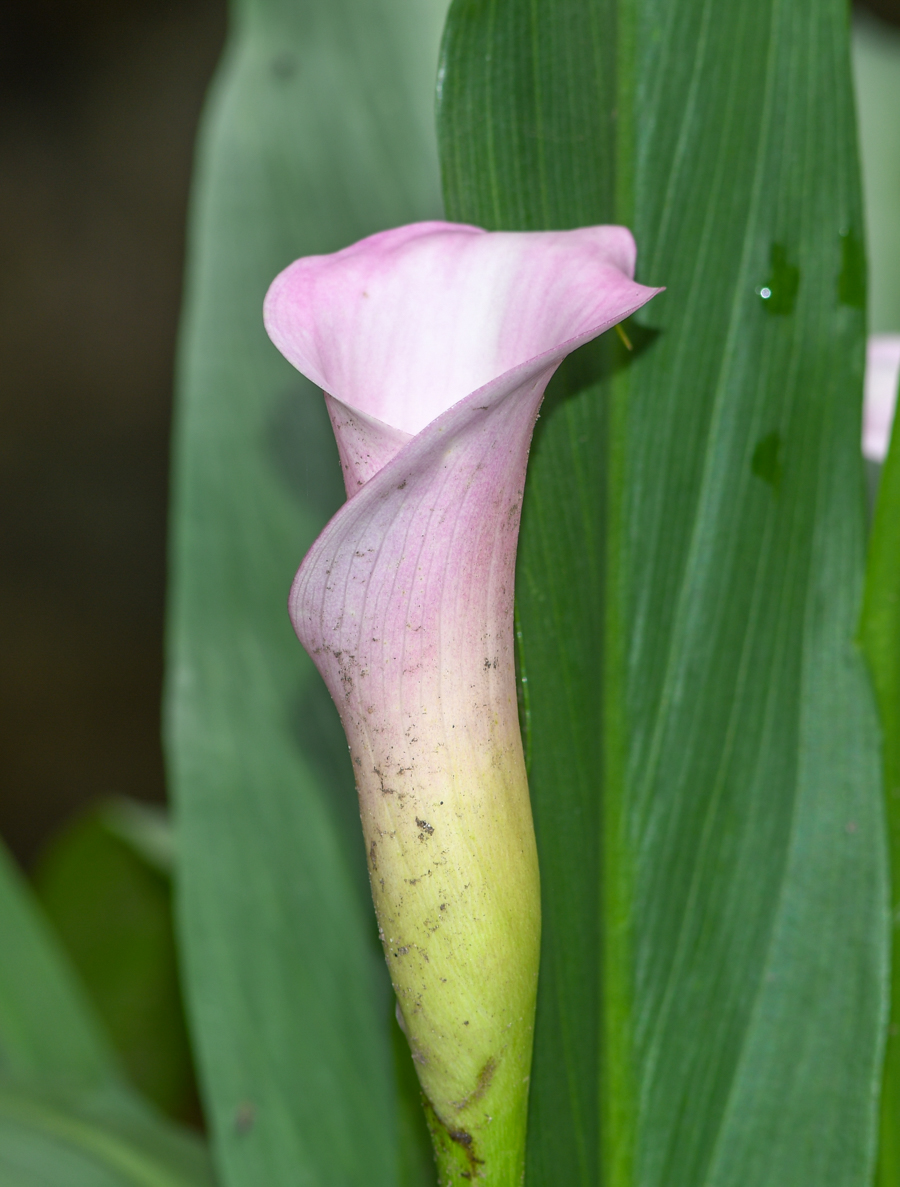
[
  {"x1": 0, "y1": 838, "x2": 114, "y2": 1089},
  {"x1": 862, "y1": 368, "x2": 900, "y2": 1184}
]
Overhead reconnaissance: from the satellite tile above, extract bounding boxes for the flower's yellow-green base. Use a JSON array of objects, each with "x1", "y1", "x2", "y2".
[
  {"x1": 423, "y1": 1090, "x2": 526, "y2": 1187},
  {"x1": 357, "y1": 732, "x2": 539, "y2": 1185}
]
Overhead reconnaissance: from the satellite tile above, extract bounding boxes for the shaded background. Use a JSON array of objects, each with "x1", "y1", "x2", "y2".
[{"x1": 0, "y1": 0, "x2": 225, "y2": 864}]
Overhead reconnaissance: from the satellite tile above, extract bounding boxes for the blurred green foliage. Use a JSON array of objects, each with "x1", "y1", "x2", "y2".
[{"x1": 32, "y1": 802, "x2": 199, "y2": 1127}]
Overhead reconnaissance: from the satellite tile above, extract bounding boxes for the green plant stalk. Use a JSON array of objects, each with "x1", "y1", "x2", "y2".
[
  {"x1": 603, "y1": 0, "x2": 636, "y2": 1180},
  {"x1": 861, "y1": 402, "x2": 900, "y2": 1187},
  {"x1": 602, "y1": 370, "x2": 636, "y2": 1187}
]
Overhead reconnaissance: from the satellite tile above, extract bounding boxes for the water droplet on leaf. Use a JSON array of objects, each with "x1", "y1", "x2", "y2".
[{"x1": 759, "y1": 244, "x2": 799, "y2": 315}]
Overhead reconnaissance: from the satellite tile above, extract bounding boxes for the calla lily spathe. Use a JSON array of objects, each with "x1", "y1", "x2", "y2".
[{"x1": 264, "y1": 221, "x2": 660, "y2": 1186}]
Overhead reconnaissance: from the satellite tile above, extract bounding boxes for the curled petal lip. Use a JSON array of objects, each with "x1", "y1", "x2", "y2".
[
  {"x1": 302, "y1": 271, "x2": 661, "y2": 506},
  {"x1": 264, "y1": 219, "x2": 661, "y2": 440}
]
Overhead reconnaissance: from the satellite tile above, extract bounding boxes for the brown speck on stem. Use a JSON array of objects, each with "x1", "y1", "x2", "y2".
[
  {"x1": 451, "y1": 1057, "x2": 497, "y2": 1111},
  {"x1": 422, "y1": 1095, "x2": 485, "y2": 1184}
]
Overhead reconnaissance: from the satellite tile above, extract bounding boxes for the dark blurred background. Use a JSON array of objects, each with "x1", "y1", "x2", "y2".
[
  {"x1": 0, "y1": 0, "x2": 225, "y2": 865},
  {"x1": 865, "y1": 0, "x2": 900, "y2": 27}
]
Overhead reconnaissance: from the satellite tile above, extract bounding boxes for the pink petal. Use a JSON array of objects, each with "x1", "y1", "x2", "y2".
[
  {"x1": 264, "y1": 220, "x2": 660, "y2": 435},
  {"x1": 291, "y1": 351, "x2": 560, "y2": 753},
  {"x1": 863, "y1": 334, "x2": 900, "y2": 463},
  {"x1": 324, "y1": 393, "x2": 412, "y2": 494},
  {"x1": 289, "y1": 349, "x2": 557, "y2": 1134}
]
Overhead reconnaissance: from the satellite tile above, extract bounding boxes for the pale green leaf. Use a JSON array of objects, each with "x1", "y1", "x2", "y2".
[
  {"x1": 0, "y1": 839, "x2": 211, "y2": 1185},
  {"x1": 166, "y1": 1, "x2": 447, "y2": 1184},
  {"x1": 0, "y1": 840, "x2": 113, "y2": 1090},
  {"x1": 32, "y1": 803, "x2": 195, "y2": 1120},
  {"x1": 0, "y1": 1087, "x2": 212, "y2": 1187}
]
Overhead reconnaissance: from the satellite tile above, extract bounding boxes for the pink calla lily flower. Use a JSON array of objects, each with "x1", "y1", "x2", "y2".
[{"x1": 264, "y1": 221, "x2": 661, "y2": 1185}]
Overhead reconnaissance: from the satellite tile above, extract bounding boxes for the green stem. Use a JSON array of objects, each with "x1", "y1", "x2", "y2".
[{"x1": 600, "y1": 3, "x2": 638, "y2": 1185}]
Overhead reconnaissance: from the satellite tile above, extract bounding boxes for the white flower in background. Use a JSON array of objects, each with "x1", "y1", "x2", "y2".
[{"x1": 863, "y1": 334, "x2": 900, "y2": 463}]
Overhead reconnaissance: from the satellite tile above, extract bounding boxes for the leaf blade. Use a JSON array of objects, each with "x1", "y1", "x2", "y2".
[
  {"x1": 0, "y1": 838, "x2": 115, "y2": 1090},
  {"x1": 0, "y1": 1088, "x2": 212, "y2": 1187},
  {"x1": 167, "y1": 2, "x2": 447, "y2": 1184},
  {"x1": 438, "y1": 1, "x2": 888, "y2": 1185},
  {"x1": 0, "y1": 838, "x2": 212, "y2": 1186}
]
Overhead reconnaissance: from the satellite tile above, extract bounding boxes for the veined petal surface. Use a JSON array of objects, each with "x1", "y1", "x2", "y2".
[{"x1": 264, "y1": 221, "x2": 655, "y2": 434}]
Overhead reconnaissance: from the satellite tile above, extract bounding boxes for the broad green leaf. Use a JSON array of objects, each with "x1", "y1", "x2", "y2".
[
  {"x1": 0, "y1": 1087, "x2": 212, "y2": 1187},
  {"x1": 439, "y1": 1, "x2": 888, "y2": 1185},
  {"x1": 862, "y1": 372, "x2": 900, "y2": 1182},
  {"x1": 0, "y1": 838, "x2": 211, "y2": 1184},
  {"x1": 0, "y1": 837, "x2": 113, "y2": 1089},
  {"x1": 166, "y1": 1, "x2": 446, "y2": 1184},
  {"x1": 32, "y1": 802, "x2": 196, "y2": 1121}
]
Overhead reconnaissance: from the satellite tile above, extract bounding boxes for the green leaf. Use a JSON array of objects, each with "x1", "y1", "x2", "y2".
[
  {"x1": 0, "y1": 1087, "x2": 212, "y2": 1187},
  {"x1": 861, "y1": 372, "x2": 900, "y2": 1182},
  {"x1": 166, "y1": 1, "x2": 446, "y2": 1184},
  {"x1": 0, "y1": 837, "x2": 211, "y2": 1185},
  {"x1": 32, "y1": 802, "x2": 197, "y2": 1121},
  {"x1": 439, "y1": 1, "x2": 888, "y2": 1185},
  {"x1": 0, "y1": 837, "x2": 114, "y2": 1090}
]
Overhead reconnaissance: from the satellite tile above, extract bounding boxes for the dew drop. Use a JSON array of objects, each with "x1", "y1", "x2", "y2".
[{"x1": 759, "y1": 244, "x2": 800, "y2": 315}]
